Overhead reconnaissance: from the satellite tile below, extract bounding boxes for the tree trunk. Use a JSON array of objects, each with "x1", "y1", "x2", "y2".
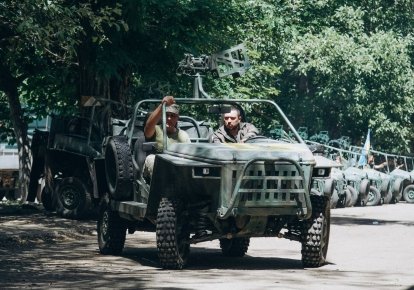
[{"x1": 0, "y1": 67, "x2": 31, "y2": 202}]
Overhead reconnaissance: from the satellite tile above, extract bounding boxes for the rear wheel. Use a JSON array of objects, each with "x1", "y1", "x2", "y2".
[
  {"x1": 97, "y1": 197, "x2": 127, "y2": 255},
  {"x1": 219, "y1": 237, "x2": 250, "y2": 257},
  {"x1": 347, "y1": 186, "x2": 358, "y2": 207},
  {"x1": 55, "y1": 177, "x2": 91, "y2": 219},
  {"x1": 366, "y1": 186, "x2": 381, "y2": 206},
  {"x1": 301, "y1": 195, "x2": 330, "y2": 268},
  {"x1": 382, "y1": 189, "x2": 392, "y2": 204},
  {"x1": 391, "y1": 178, "x2": 403, "y2": 203},
  {"x1": 156, "y1": 198, "x2": 190, "y2": 269},
  {"x1": 402, "y1": 184, "x2": 414, "y2": 203}
]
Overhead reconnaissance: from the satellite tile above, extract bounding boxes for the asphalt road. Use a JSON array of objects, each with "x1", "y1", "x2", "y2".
[{"x1": 0, "y1": 202, "x2": 413, "y2": 289}]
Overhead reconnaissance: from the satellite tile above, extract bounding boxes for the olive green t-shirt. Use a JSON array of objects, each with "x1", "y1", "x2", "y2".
[{"x1": 154, "y1": 125, "x2": 190, "y2": 152}]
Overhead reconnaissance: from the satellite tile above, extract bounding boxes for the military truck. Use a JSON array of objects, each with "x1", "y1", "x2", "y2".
[{"x1": 29, "y1": 99, "x2": 130, "y2": 218}]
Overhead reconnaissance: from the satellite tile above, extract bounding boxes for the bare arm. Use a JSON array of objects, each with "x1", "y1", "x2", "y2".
[{"x1": 144, "y1": 96, "x2": 175, "y2": 139}]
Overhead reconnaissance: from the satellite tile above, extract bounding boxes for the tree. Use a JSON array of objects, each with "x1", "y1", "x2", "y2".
[{"x1": 0, "y1": 0, "x2": 123, "y2": 200}]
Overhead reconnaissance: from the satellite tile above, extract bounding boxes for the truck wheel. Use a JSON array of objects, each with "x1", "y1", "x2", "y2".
[
  {"x1": 97, "y1": 198, "x2": 126, "y2": 255},
  {"x1": 220, "y1": 237, "x2": 250, "y2": 257},
  {"x1": 357, "y1": 179, "x2": 370, "y2": 206},
  {"x1": 156, "y1": 198, "x2": 190, "y2": 269},
  {"x1": 402, "y1": 184, "x2": 414, "y2": 203},
  {"x1": 382, "y1": 189, "x2": 392, "y2": 204},
  {"x1": 391, "y1": 178, "x2": 403, "y2": 203},
  {"x1": 344, "y1": 188, "x2": 353, "y2": 207},
  {"x1": 366, "y1": 186, "x2": 381, "y2": 206},
  {"x1": 381, "y1": 179, "x2": 391, "y2": 195},
  {"x1": 105, "y1": 136, "x2": 133, "y2": 200},
  {"x1": 347, "y1": 186, "x2": 358, "y2": 207},
  {"x1": 55, "y1": 177, "x2": 91, "y2": 219},
  {"x1": 301, "y1": 195, "x2": 330, "y2": 268}
]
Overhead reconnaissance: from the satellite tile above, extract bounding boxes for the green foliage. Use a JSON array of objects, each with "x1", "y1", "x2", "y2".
[
  {"x1": 2, "y1": 0, "x2": 414, "y2": 155},
  {"x1": 274, "y1": 1, "x2": 414, "y2": 152}
]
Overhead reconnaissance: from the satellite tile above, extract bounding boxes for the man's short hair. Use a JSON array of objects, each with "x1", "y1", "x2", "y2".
[{"x1": 228, "y1": 105, "x2": 240, "y2": 116}]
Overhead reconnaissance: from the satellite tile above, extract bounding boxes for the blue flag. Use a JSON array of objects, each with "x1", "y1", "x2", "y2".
[{"x1": 358, "y1": 129, "x2": 371, "y2": 167}]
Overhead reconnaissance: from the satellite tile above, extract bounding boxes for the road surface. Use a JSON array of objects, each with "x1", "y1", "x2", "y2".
[{"x1": 0, "y1": 202, "x2": 413, "y2": 289}]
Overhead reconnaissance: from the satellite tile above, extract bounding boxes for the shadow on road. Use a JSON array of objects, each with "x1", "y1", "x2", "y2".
[{"x1": 122, "y1": 246, "x2": 305, "y2": 270}]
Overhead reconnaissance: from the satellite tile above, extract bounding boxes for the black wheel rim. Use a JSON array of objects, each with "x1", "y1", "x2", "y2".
[{"x1": 60, "y1": 185, "x2": 81, "y2": 209}]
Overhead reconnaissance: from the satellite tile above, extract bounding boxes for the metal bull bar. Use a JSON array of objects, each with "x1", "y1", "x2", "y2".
[{"x1": 217, "y1": 157, "x2": 312, "y2": 220}]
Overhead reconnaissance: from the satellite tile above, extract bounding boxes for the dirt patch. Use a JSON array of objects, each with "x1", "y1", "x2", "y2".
[{"x1": 0, "y1": 202, "x2": 96, "y2": 249}]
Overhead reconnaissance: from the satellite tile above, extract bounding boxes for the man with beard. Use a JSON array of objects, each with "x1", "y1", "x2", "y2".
[{"x1": 211, "y1": 105, "x2": 259, "y2": 143}]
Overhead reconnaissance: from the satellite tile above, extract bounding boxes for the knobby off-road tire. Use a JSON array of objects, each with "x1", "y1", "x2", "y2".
[
  {"x1": 156, "y1": 198, "x2": 190, "y2": 269},
  {"x1": 55, "y1": 177, "x2": 92, "y2": 219},
  {"x1": 219, "y1": 237, "x2": 250, "y2": 257},
  {"x1": 366, "y1": 186, "x2": 381, "y2": 206},
  {"x1": 97, "y1": 197, "x2": 127, "y2": 255},
  {"x1": 402, "y1": 184, "x2": 414, "y2": 203},
  {"x1": 347, "y1": 186, "x2": 359, "y2": 207},
  {"x1": 105, "y1": 136, "x2": 133, "y2": 201},
  {"x1": 301, "y1": 195, "x2": 330, "y2": 268}
]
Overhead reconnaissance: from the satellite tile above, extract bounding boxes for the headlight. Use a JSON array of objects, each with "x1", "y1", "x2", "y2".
[{"x1": 313, "y1": 167, "x2": 331, "y2": 178}]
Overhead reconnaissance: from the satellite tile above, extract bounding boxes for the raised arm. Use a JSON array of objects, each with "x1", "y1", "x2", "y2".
[{"x1": 144, "y1": 96, "x2": 175, "y2": 139}]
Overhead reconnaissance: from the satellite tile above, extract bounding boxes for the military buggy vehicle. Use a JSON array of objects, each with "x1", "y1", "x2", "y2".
[{"x1": 97, "y1": 97, "x2": 335, "y2": 269}]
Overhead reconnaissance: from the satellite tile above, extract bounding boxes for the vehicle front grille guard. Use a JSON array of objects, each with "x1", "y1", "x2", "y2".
[{"x1": 217, "y1": 157, "x2": 312, "y2": 220}]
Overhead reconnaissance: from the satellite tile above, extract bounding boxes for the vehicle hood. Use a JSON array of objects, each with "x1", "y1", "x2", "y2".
[
  {"x1": 166, "y1": 142, "x2": 315, "y2": 164},
  {"x1": 343, "y1": 167, "x2": 368, "y2": 180},
  {"x1": 390, "y1": 169, "x2": 413, "y2": 181}
]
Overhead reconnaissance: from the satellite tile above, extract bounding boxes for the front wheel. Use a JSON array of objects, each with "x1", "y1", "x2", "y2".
[
  {"x1": 301, "y1": 195, "x2": 330, "y2": 268},
  {"x1": 402, "y1": 184, "x2": 414, "y2": 203},
  {"x1": 55, "y1": 177, "x2": 92, "y2": 219},
  {"x1": 156, "y1": 198, "x2": 190, "y2": 269},
  {"x1": 97, "y1": 198, "x2": 127, "y2": 255},
  {"x1": 366, "y1": 186, "x2": 381, "y2": 206},
  {"x1": 219, "y1": 237, "x2": 250, "y2": 257},
  {"x1": 347, "y1": 186, "x2": 359, "y2": 207}
]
